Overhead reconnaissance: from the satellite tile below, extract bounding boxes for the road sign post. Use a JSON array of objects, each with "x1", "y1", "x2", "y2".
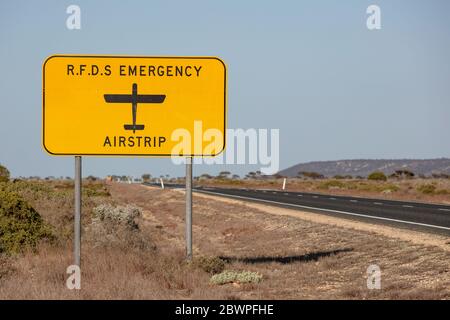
[
  {"x1": 74, "y1": 156, "x2": 82, "y2": 267},
  {"x1": 186, "y1": 157, "x2": 193, "y2": 260},
  {"x1": 43, "y1": 55, "x2": 226, "y2": 263}
]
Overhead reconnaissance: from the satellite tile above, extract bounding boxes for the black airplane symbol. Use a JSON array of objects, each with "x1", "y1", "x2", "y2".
[{"x1": 104, "y1": 83, "x2": 166, "y2": 133}]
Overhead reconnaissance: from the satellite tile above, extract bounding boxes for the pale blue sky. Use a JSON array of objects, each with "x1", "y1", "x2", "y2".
[{"x1": 0, "y1": 0, "x2": 449, "y2": 178}]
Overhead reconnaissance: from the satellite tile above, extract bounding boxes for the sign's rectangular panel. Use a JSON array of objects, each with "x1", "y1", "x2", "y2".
[{"x1": 43, "y1": 55, "x2": 226, "y2": 156}]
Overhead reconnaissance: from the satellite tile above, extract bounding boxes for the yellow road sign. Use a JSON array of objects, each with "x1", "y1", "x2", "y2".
[{"x1": 43, "y1": 55, "x2": 226, "y2": 156}]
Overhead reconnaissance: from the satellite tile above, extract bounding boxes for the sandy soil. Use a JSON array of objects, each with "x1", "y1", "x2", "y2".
[{"x1": 121, "y1": 184, "x2": 450, "y2": 299}]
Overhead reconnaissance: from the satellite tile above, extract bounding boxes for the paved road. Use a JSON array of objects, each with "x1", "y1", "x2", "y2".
[{"x1": 143, "y1": 182, "x2": 450, "y2": 235}]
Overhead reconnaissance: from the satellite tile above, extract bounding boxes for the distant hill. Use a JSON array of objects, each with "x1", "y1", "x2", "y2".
[{"x1": 278, "y1": 158, "x2": 450, "y2": 178}]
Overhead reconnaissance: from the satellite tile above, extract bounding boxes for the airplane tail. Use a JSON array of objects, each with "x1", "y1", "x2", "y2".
[{"x1": 124, "y1": 124, "x2": 145, "y2": 131}]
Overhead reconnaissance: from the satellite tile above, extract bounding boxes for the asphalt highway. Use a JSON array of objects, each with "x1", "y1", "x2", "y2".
[{"x1": 143, "y1": 182, "x2": 450, "y2": 235}]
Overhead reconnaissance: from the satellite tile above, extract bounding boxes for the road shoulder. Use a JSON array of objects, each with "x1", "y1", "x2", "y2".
[{"x1": 193, "y1": 190, "x2": 450, "y2": 252}]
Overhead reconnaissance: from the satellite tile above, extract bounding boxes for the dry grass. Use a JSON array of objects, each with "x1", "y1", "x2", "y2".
[
  {"x1": 0, "y1": 181, "x2": 449, "y2": 299},
  {"x1": 0, "y1": 243, "x2": 234, "y2": 299}
]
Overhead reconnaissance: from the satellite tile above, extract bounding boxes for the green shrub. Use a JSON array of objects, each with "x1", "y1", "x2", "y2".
[
  {"x1": 417, "y1": 184, "x2": 437, "y2": 195},
  {"x1": 0, "y1": 187, "x2": 54, "y2": 254},
  {"x1": 194, "y1": 256, "x2": 225, "y2": 274},
  {"x1": 1, "y1": 180, "x2": 55, "y2": 202},
  {"x1": 0, "y1": 165, "x2": 9, "y2": 183},
  {"x1": 83, "y1": 183, "x2": 111, "y2": 197},
  {"x1": 318, "y1": 180, "x2": 345, "y2": 189},
  {"x1": 367, "y1": 172, "x2": 387, "y2": 181},
  {"x1": 416, "y1": 183, "x2": 448, "y2": 195},
  {"x1": 210, "y1": 270, "x2": 263, "y2": 285}
]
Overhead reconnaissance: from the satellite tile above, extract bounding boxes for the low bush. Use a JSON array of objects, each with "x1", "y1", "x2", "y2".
[
  {"x1": 194, "y1": 256, "x2": 225, "y2": 274},
  {"x1": 417, "y1": 184, "x2": 437, "y2": 195},
  {"x1": 318, "y1": 180, "x2": 345, "y2": 190},
  {"x1": 92, "y1": 203, "x2": 140, "y2": 229},
  {"x1": 0, "y1": 165, "x2": 9, "y2": 183},
  {"x1": 0, "y1": 186, "x2": 54, "y2": 254},
  {"x1": 367, "y1": 172, "x2": 387, "y2": 181},
  {"x1": 210, "y1": 270, "x2": 263, "y2": 285},
  {"x1": 87, "y1": 204, "x2": 153, "y2": 250},
  {"x1": 2, "y1": 180, "x2": 57, "y2": 202},
  {"x1": 83, "y1": 182, "x2": 111, "y2": 197}
]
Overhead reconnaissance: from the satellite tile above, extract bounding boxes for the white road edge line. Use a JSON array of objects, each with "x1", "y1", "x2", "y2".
[
  {"x1": 438, "y1": 208, "x2": 450, "y2": 212},
  {"x1": 403, "y1": 205, "x2": 414, "y2": 208},
  {"x1": 195, "y1": 190, "x2": 450, "y2": 231}
]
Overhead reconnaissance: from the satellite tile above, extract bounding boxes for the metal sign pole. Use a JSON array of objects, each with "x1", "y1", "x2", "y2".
[
  {"x1": 74, "y1": 156, "x2": 82, "y2": 267},
  {"x1": 185, "y1": 156, "x2": 193, "y2": 261}
]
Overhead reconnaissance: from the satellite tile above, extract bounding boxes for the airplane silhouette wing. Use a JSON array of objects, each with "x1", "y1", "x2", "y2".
[
  {"x1": 136, "y1": 95, "x2": 166, "y2": 103},
  {"x1": 104, "y1": 94, "x2": 165, "y2": 103},
  {"x1": 104, "y1": 94, "x2": 132, "y2": 103}
]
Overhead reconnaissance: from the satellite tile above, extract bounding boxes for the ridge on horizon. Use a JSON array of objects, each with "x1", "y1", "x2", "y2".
[{"x1": 278, "y1": 158, "x2": 450, "y2": 178}]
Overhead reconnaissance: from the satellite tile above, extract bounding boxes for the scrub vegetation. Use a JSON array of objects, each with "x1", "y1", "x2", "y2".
[
  {"x1": 0, "y1": 164, "x2": 9, "y2": 183},
  {"x1": 193, "y1": 255, "x2": 226, "y2": 274},
  {"x1": 0, "y1": 185, "x2": 54, "y2": 254},
  {"x1": 0, "y1": 173, "x2": 448, "y2": 299},
  {"x1": 197, "y1": 177, "x2": 450, "y2": 205}
]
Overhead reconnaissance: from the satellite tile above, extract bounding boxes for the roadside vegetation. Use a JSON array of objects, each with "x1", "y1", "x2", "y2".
[
  {"x1": 0, "y1": 164, "x2": 9, "y2": 183},
  {"x1": 0, "y1": 163, "x2": 449, "y2": 299},
  {"x1": 0, "y1": 165, "x2": 261, "y2": 299},
  {"x1": 0, "y1": 185, "x2": 54, "y2": 254},
  {"x1": 194, "y1": 171, "x2": 450, "y2": 204},
  {"x1": 367, "y1": 171, "x2": 387, "y2": 181}
]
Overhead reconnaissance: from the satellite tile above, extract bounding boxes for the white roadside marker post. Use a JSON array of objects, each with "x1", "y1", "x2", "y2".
[
  {"x1": 282, "y1": 178, "x2": 286, "y2": 190},
  {"x1": 186, "y1": 156, "x2": 193, "y2": 261},
  {"x1": 74, "y1": 156, "x2": 82, "y2": 267},
  {"x1": 160, "y1": 178, "x2": 165, "y2": 189}
]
